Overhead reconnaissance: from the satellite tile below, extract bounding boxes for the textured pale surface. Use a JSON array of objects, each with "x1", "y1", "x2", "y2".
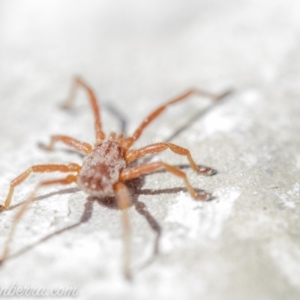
[{"x1": 0, "y1": 0, "x2": 300, "y2": 299}]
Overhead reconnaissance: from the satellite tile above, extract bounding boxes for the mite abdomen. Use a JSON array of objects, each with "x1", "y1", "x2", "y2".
[{"x1": 77, "y1": 141, "x2": 126, "y2": 196}]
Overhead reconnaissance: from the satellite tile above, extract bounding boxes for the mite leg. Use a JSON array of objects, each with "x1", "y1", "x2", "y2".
[
  {"x1": 0, "y1": 163, "x2": 81, "y2": 210},
  {"x1": 123, "y1": 89, "x2": 232, "y2": 149},
  {"x1": 40, "y1": 135, "x2": 93, "y2": 154},
  {"x1": 126, "y1": 142, "x2": 216, "y2": 175},
  {"x1": 121, "y1": 162, "x2": 212, "y2": 201},
  {"x1": 61, "y1": 76, "x2": 105, "y2": 144},
  {"x1": 114, "y1": 182, "x2": 132, "y2": 281},
  {"x1": 0, "y1": 175, "x2": 78, "y2": 265}
]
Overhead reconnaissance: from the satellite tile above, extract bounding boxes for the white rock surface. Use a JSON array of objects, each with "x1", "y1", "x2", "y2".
[{"x1": 0, "y1": 1, "x2": 300, "y2": 299}]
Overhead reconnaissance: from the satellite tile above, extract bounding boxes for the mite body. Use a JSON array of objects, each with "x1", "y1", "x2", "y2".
[{"x1": 78, "y1": 140, "x2": 126, "y2": 197}]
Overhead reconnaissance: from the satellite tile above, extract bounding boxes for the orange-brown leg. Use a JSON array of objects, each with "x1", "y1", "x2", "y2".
[
  {"x1": 0, "y1": 175, "x2": 78, "y2": 264},
  {"x1": 120, "y1": 162, "x2": 212, "y2": 201},
  {"x1": 41, "y1": 135, "x2": 93, "y2": 154},
  {"x1": 0, "y1": 163, "x2": 81, "y2": 210},
  {"x1": 123, "y1": 89, "x2": 231, "y2": 149},
  {"x1": 114, "y1": 182, "x2": 132, "y2": 280},
  {"x1": 126, "y1": 142, "x2": 216, "y2": 175},
  {"x1": 61, "y1": 76, "x2": 105, "y2": 144}
]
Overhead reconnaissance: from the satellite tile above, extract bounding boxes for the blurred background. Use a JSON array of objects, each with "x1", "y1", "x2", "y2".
[
  {"x1": 1, "y1": 0, "x2": 299, "y2": 149},
  {"x1": 0, "y1": 1, "x2": 300, "y2": 299}
]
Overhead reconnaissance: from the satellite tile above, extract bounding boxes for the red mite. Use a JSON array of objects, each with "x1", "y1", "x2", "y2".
[{"x1": 0, "y1": 77, "x2": 230, "y2": 279}]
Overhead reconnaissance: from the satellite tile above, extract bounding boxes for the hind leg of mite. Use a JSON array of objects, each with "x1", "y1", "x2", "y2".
[
  {"x1": 0, "y1": 163, "x2": 81, "y2": 211},
  {"x1": 121, "y1": 162, "x2": 212, "y2": 201},
  {"x1": 0, "y1": 175, "x2": 78, "y2": 265}
]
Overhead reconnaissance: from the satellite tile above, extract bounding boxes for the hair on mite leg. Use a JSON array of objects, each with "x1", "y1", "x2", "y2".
[{"x1": 0, "y1": 76, "x2": 231, "y2": 279}]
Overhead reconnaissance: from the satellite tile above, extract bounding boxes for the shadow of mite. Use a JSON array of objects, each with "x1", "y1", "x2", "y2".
[{"x1": 5, "y1": 168, "x2": 211, "y2": 270}]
